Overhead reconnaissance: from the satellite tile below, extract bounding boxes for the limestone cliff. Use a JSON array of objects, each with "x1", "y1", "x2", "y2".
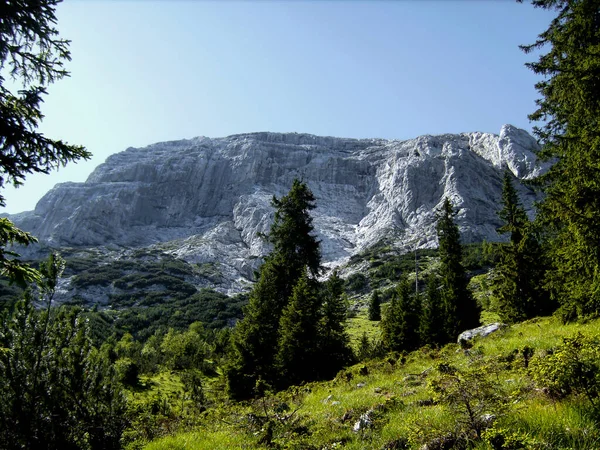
[{"x1": 9, "y1": 124, "x2": 543, "y2": 296}]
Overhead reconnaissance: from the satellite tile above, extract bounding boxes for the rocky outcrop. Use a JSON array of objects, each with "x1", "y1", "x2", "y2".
[
  {"x1": 9, "y1": 125, "x2": 543, "y2": 294},
  {"x1": 457, "y1": 323, "x2": 507, "y2": 344}
]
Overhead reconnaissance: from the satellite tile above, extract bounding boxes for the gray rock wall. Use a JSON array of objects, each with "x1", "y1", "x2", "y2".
[{"x1": 10, "y1": 125, "x2": 543, "y2": 292}]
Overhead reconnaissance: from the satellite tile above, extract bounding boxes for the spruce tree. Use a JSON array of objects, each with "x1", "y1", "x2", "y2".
[
  {"x1": 520, "y1": 0, "x2": 600, "y2": 319},
  {"x1": 368, "y1": 289, "x2": 382, "y2": 321},
  {"x1": 0, "y1": 0, "x2": 90, "y2": 286},
  {"x1": 381, "y1": 277, "x2": 421, "y2": 352},
  {"x1": 357, "y1": 332, "x2": 372, "y2": 361},
  {"x1": 276, "y1": 272, "x2": 322, "y2": 388},
  {"x1": 420, "y1": 273, "x2": 446, "y2": 346},
  {"x1": 493, "y1": 170, "x2": 549, "y2": 323},
  {"x1": 318, "y1": 270, "x2": 354, "y2": 379},
  {"x1": 268, "y1": 179, "x2": 322, "y2": 300},
  {"x1": 226, "y1": 180, "x2": 322, "y2": 399},
  {"x1": 226, "y1": 255, "x2": 285, "y2": 399},
  {"x1": 437, "y1": 198, "x2": 480, "y2": 339}
]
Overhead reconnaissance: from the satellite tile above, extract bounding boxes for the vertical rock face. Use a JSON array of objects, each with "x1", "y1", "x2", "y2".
[{"x1": 9, "y1": 125, "x2": 543, "y2": 292}]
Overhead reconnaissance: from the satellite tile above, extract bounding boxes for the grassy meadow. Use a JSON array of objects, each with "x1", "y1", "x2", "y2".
[{"x1": 136, "y1": 314, "x2": 600, "y2": 449}]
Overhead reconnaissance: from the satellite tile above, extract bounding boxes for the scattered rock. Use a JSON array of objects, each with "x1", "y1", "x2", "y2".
[
  {"x1": 352, "y1": 409, "x2": 375, "y2": 432},
  {"x1": 402, "y1": 375, "x2": 422, "y2": 387},
  {"x1": 374, "y1": 387, "x2": 382, "y2": 394},
  {"x1": 457, "y1": 323, "x2": 506, "y2": 344},
  {"x1": 356, "y1": 382, "x2": 366, "y2": 389},
  {"x1": 419, "y1": 433, "x2": 457, "y2": 450}
]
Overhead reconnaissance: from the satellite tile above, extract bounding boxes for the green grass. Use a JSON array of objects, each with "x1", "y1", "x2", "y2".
[
  {"x1": 144, "y1": 430, "x2": 255, "y2": 450},
  {"x1": 141, "y1": 315, "x2": 600, "y2": 449},
  {"x1": 346, "y1": 309, "x2": 382, "y2": 349}
]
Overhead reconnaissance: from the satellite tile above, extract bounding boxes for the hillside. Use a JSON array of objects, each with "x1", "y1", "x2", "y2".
[{"x1": 140, "y1": 314, "x2": 600, "y2": 450}]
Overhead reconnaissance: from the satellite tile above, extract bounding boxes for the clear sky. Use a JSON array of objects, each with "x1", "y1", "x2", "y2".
[{"x1": 3, "y1": 0, "x2": 556, "y2": 214}]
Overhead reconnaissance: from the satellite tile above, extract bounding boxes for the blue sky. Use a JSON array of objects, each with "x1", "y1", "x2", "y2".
[{"x1": 3, "y1": 0, "x2": 556, "y2": 213}]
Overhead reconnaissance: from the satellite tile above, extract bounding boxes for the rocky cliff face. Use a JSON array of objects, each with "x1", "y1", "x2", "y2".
[{"x1": 9, "y1": 124, "x2": 543, "y2": 296}]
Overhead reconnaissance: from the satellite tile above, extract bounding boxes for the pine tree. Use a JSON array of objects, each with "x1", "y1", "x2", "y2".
[
  {"x1": 520, "y1": 0, "x2": 600, "y2": 319},
  {"x1": 437, "y1": 198, "x2": 480, "y2": 339},
  {"x1": 493, "y1": 170, "x2": 549, "y2": 323},
  {"x1": 368, "y1": 289, "x2": 382, "y2": 321},
  {"x1": 381, "y1": 277, "x2": 421, "y2": 352},
  {"x1": 226, "y1": 180, "x2": 322, "y2": 399},
  {"x1": 276, "y1": 272, "x2": 322, "y2": 388},
  {"x1": 420, "y1": 273, "x2": 446, "y2": 346},
  {"x1": 226, "y1": 256, "x2": 283, "y2": 399},
  {"x1": 0, "y1": 1, "x2": 90, "y2": 285},
  {"x1": 357, "y1": 332, "x2": 372, "y2": 361},
  {"x1": 317, "y1": 270, "x2": 354, "y2": 379},
  {"x1": 267, "y1": 179, "x2": 322, "y2": 300}
]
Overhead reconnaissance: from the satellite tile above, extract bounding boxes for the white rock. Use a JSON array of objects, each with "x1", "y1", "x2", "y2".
[
  {"x1": 457, "y1": 322, "x2": 506, "y2": 343},
  {"x1": 9, "y1": 126, "x2": 543, "y2": 294}
]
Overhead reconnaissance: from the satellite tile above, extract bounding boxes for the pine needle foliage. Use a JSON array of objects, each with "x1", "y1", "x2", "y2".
[
  {"x1": 421, "y1": 273, "x2": 446, "y2": 346},
  {"x1": 318, "y1": 270, "x2": 354, "y2": 378},
  {"x1": 0, "y1": 254, "x2": 126, "y2": 449},
  {"x1": 0, "y1": 0, "x2": 91, "y2": 286},
  {"x1": 227, "y1": 181, "x2": 353, "y2": 398},
  {"x1": 276, "y1": 272, "x2": 322, "y2": 388},
  {"x1": 520, "y1": 0, "x2": 600, "y2": 319},
  {"x1": 436, "y1": 198, "x2": 480, "y2": 339},
  {"x1": 493, "y1": 170, "x2": 550, "y2": 323},
  {"x1": 381, "y1": 277, "x2": 421, "y2": 352},
  {"x1": 368, "y1": 289, "x2": 382, "y2": 321}
]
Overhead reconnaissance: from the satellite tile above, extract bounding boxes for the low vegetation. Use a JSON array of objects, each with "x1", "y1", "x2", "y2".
[{"x1": 139, "y1": 316, "x2": 600, "y2": 450}]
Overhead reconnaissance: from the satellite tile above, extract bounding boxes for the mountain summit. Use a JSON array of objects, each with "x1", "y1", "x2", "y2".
[{"x1": 9, "y1": 125, "x2": 542, "y2": 294}]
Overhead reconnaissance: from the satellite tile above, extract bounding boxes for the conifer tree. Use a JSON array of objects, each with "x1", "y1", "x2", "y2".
[
  {"x1": 276, "y1": 272, "x2": 322, "y2": 388},
  {"x1": 368, "y1": 289, "x2": 382, "y2": 321},
  {"x1": 0, "y1": 255, "x2": 126, "y2": 449},
  {"x1": 520, "y1": 0, "x2": 600, "y2": 319},
  {"x1": 226, "y1": 256, "x2": 284, "y2": 399},
  {"x1": 421, "y1": 273, "x2": 446, "y2": 346},
  {"x1": 226, "y1": 180, "x2": 322, "y2": 399},
  {"x1": 437, "y1": 198, "x2": 480, "y2": 339},
  {"x1": 493, "y1": 170, "x2": 549, "y2": 323},
  {"x1": 318, "y1": 270, "x2": 354, "y2": 378},
  {"x1": 268, "y1": 179, "x2": 321, "y2": 301},
  {"x1": 357, "y1": 332, "x2": 372, "y2": 361},
  {"x1": 381, "y1": 277, "x2": 421, "y2": 352},
  {"x1": 0, "y1": 0, "x2": 90, "y2": 286}
]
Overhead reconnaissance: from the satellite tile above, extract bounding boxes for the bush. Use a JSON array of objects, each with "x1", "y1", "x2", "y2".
[
  {"x1": 345, "y1": 273, "x2": 369, "y2": 293},
  {"x1": 530, "y1": 332, "x2": 600, "y2": 407},
  {"x1": 116, "y1": 358, "x2": 140, "y2": 386},
  {"x1": 429, "y1": 361, "x2": 510, "y2": 440}
]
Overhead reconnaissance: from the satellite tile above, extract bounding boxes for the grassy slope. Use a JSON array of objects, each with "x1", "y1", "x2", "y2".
[{"x1": 142, "y1": 315, "x2": 600, "y2": 450}]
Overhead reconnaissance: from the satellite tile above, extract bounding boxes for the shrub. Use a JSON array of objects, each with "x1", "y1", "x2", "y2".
[
  {"x1": 429, "y1": 361, "x2": 510, "y2": 440},
  {"x1": 530, "y1": 332, "x2": 600, "y2": 407}
]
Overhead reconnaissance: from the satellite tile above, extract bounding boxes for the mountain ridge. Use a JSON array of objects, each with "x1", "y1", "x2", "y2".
[{"x1": 7, "y1": 124, "x2": 544, "y2": 297}]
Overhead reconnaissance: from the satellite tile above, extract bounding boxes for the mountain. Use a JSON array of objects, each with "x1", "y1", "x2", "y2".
[{"x1": 7, "y1": 124, "x2": 543, "y2": 301}]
